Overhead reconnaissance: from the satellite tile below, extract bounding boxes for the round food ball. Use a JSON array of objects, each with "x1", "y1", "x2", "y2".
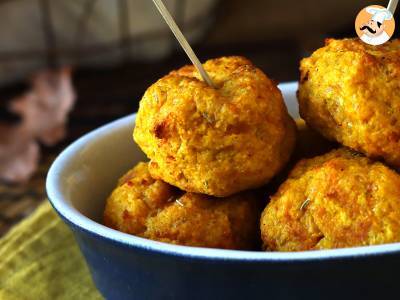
[
  {"x1": 134, "y1": 56, "x2": 296, "y2": 197},
  {"x1": 261, "y1": 148, "x2": 400, "y2": 251},
  {"x1": 104, "y1": 162, "x2": 262, "y2": 250},
  {"x1": 298, "y1": 38, "x2": 400, "y2": 168}
]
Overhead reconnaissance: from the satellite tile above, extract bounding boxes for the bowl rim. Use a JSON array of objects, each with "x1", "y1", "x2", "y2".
[{"x1": 46, "y1": 82, "x2": 400, "y2": 262}]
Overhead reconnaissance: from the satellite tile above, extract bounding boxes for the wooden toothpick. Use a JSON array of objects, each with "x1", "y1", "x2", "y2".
[
  {"x1": 152, "y1": 0, "x2": 216, "y2": 88},
  {"x1": 387, "y1": 0, "x2": 398, "y2": 15}
]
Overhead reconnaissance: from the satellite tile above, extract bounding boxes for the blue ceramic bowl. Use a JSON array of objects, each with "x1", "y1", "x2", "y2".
[{"x1": 46, "y1": 82, "x2": 400, "y2": 300}]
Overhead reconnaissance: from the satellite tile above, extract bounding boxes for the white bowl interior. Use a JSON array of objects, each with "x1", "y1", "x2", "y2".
[
  {"x1": 47, "y1": 82, "x2": 400, "y2": 260},
  {"x1": 55, "y1": 115, "x2": 146, "y2": 222}
]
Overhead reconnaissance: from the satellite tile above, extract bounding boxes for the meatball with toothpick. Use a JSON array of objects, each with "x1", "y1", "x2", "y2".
[{"x1": 134, "y1": 56, "x2": 296, "y2": 197}]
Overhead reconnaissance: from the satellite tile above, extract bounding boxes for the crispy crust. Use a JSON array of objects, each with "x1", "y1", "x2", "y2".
[
  {"x1": 298, "y1": 38, "x2": 400, "y2": 168},
  {"x1": 261, "y1": 148, "x2": 400, "y2": 251},
  {"x1": 134, "y1": 56, "x2": 296, "y2": 197},
  {"x1": 104, "y1": 162, "x2": 262, "y2": 250}
]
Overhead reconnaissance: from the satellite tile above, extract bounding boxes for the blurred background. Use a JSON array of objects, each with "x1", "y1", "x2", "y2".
[{"x1": 0, "y1": 0, "x2": 395, "y2": 235}]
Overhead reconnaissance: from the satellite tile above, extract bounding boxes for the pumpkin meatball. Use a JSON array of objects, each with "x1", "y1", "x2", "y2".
[
  {"x1": 261, "y1": 148, "x2": 400, "y2": 251},
  {"x1": 104, "y1": 162, "x2": 262, "y2": 250},
  {"x1": 134, "y1": 56, "x2": 296, "y2": 197},
  {"x1": 298, "y1": 38, "x2": 400, "y2": 168}
]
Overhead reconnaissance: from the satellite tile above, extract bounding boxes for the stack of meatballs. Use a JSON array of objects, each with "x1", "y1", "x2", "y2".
[{"x1": 104, "y1": 38, "x2": 400, "y2": 252}]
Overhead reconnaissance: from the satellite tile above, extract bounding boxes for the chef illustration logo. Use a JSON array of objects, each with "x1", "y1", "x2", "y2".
[{"x1": 355, "y1": 5, "x2": 395, "y2": 45}]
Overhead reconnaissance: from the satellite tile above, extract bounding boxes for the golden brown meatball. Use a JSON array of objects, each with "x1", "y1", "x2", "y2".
[
  {"x1": 261, "y1": 148, "x2": 400, "y2": 251},
  {"x1": 298, "y1": 38, "x2": 400, "y2": 168},
  {"x1": 104, "y1": 162, "x2": 262, "y2": 250},
  {"x1": 134, "y1": 56, "x2": 296, "y2": 197}
]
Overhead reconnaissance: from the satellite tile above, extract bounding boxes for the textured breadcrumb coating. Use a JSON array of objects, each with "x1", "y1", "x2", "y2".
[
  {"x1": 299, "y1": 38, "x2": 400, "y2": 168},
  {"x1": 134, "y1": 56, "x2": 296, "y2": 197},
  {"x1": 261, "y1": 148, "x2": 400, "y2": 251},
  {"x1": 104, "y1": 162, "x2": 262, "y2": 250}
]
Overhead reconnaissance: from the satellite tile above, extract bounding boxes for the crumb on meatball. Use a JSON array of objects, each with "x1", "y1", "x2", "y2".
[
  {"x1": 134, "y1": 56, "x2": 296, "y2": 197},
  {"x1": 261, "y1": 148, "x2": 400, "y2": 251},
  {"x1": 298, "y1": 38, "x2": 400, "y2": 168},
  {"x1": 104, "y1": 162, "x2": 262, "y2": 250}
]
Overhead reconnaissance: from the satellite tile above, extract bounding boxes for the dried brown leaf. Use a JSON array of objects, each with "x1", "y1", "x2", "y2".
[{"x1": 0, "y1": 67, "x2": 75, "y2": 183}]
